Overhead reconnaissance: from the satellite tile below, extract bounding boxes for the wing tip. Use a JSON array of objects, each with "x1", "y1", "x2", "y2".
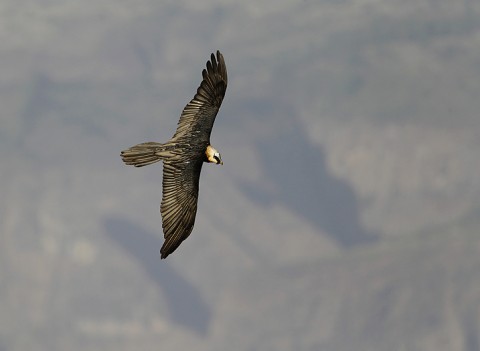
[
  {"x1": 216, "y1": 50, "x2": 223, "y2": 64},
  {"x1": 204, "y1": 50, "x2": 227, "y2": 86},
  {"x1": 160, "y1": 242, "x2": 172, "y2": 259}
]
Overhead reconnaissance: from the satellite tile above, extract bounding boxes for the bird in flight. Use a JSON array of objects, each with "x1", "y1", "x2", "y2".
[{"x1": 121, "y1": 51, "x2": 228, "y2": 259}]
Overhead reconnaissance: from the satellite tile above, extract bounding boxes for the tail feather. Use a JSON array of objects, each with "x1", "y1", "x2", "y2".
[{"x1": 121, "y1": 142, "x2": 166, "y2": 167}]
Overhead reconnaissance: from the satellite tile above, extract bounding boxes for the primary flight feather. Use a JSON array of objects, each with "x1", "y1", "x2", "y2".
[{"x1": 121, "y1": 51, "x2": 228, "y2": 259}]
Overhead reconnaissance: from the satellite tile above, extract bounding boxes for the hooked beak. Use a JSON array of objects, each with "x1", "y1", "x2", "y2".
[{"x1": 212, "y1": 151, "x2": 223, "y2": 165}]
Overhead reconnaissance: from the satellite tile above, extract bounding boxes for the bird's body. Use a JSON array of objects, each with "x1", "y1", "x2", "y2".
[{"x1": 121, "y1": 51, "x2": 227, "y2": 259}]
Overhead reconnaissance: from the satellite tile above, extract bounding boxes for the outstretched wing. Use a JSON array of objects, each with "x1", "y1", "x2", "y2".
[
  {"x1": 172, "y1": 51, "x2": 228, "y2": 142},
  {"x1": 160, "y1": 159, "x2": 204, "y2": 258}
]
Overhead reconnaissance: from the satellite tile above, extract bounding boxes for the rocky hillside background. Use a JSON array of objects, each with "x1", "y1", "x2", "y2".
[{"x1": 1, "y1": 1, "x2": 480, "y2": 350}]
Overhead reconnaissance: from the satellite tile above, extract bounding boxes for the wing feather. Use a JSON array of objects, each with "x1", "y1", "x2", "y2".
[
  {"x1": 160, "y1": 160, "x2": 203, "y2": 258},
  {"x1": 172, "y1": 51, "x2": 228, "y2": 141}
]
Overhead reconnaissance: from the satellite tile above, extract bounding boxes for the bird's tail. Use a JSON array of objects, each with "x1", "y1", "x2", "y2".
[{"x1": 121, "y1": 142, "x2": 171, "y2": 167}]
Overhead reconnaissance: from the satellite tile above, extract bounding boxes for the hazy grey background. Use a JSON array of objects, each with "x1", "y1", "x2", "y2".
[{"x1": 1, "y1": 1, "x2": 480, "y2": 350}]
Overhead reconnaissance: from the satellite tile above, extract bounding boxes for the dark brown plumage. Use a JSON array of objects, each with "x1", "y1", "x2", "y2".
[{"x1": 121, "y1": 51, "x2": 228, "y2": 259}]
